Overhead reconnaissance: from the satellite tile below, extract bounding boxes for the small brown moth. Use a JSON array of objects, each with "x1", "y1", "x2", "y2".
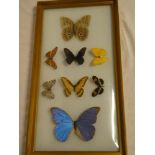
[
  {"x1": 45, "y1": 47, "x2": 58, "y2": 69},
  {"x1": 42, "y1": 80, "x2": 56, "y2": 99}
]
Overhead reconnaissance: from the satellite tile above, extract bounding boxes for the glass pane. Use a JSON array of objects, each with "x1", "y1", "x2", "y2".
[{"x1": 34, "y1": 5, "x2": 119, "y2": 151}]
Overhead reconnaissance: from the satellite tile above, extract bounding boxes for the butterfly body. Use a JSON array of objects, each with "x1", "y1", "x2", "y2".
[
  {"x1": 45, "y1": 47, "x2": 58, "y2": 69},
  {"x1": 50, "y1": 107, "x2": 100, "y2": 142},
  {"x1": 64, "y1": 47, "x2": 86, "y2": 65},
  {"x1": 92, "y1": 76, "x2": 104, "y2": 97},
  {"x1": 42, "y1": 80, "x2": 56, "y2": 99},
  {"x1": 91, "y1": 48, "x2": 108, "y2": 65},
  {"x1": 60, "y1": 15, "x2": 91, "y2": 41},
  {"x1": 61, "y1": 76, "x2": 88, "y2": 97}
]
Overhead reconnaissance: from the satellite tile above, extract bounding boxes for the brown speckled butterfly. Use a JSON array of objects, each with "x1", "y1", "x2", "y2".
[
  {"x1": 42, "y1": 80, "x2": 56, "y2": 99},
  {"x1": 60, "y1": 15, "x2": 91, "y2": 41},
  {"x1": 61, "y1": 76, "x2": 88, "y2": 97},
  {"x1": 92, "y1": 76, "x2": 104, "y2": 97},
  {"x1": 45, "y1": 47, "x2": 58, "y2": 69}
]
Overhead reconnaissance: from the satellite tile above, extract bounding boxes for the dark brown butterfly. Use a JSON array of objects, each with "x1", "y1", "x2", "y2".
[
  {"x1": 45, "y1": 47, "x2": 58, "y2": 69},
  {"x1": 92, "y1": 76, "x2": 104, "y2": 97},
  {"x1": 64, "y1": 47, "x2": 86, "y2": 65}
]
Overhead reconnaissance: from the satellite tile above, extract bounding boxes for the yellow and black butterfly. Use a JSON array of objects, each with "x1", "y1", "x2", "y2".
[
  {"x1": 91, "y1": 48, "x2": 108, "y2": 65},
  {"x1": 45, "y1": 47, "x2": 58, "y2": 69},
  {"x1": 92, "y1": 76, "x2": 104, "y2": 97},
  {"x1": 60, "y1": 15, "x2": 91, "y2": 41},
  {"x1": 42, "y1": 80, "x2": 56, "y2": 99},
  {"x1": 64, "y1": 47, "x2": 86, "y2": 65},
  {"x1": 61, "y1": 76, "x2": 88, "y2": 97}
]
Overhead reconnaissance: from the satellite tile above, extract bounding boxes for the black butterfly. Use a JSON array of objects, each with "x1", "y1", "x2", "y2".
[
  {"x1": 92, "y1": 76, "x2": 104, "y2": 97},
  {"x1": 64, "y1": 47, "x2": 86, "y2": 65}
]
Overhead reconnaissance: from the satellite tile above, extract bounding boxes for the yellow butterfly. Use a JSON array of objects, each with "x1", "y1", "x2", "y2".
[
  {"x1": 91, "y1": 48, "x2": 108, "y2": 65},
  {"x1": 61, "y1": 76, "x2": 88, "y2": 97}
]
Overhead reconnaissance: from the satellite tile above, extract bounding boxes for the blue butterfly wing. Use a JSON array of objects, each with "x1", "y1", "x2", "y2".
[
  {"x1": 75, "y1": 107, "x2": 100, "y2": 141},
  {"x1": 51, "y1": 107, "x2": 73, "y2": 142}
]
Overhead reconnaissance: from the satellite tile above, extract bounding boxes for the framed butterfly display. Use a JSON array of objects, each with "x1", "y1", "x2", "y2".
[{"x1": 26, "y1": 0, "x2": 127, "y2": 155}]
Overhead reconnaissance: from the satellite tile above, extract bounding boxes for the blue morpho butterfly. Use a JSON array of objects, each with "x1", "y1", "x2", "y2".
[{"x1": 50, "y1": 107, "x2": 100, "y2": 142}]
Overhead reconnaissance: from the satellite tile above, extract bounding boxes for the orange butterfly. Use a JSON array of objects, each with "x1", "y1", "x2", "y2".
[{"x1": 45, "y1": 47, "x2": 58, "y2": 69}]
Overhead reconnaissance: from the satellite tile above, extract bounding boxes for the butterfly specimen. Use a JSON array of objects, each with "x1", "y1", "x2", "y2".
[
  {"x1": 64, "y1": 47, "x2": 86, "y2": 65},
  {"x1": 61, "y1": 76, "x2": 88, "y2": 97},
  {"x1": 91, "y1": 48, "x2": 108, "y2": 65},
  {"x1": 60, "y1": 15, "x2": 91, "y2": 41},
  {"x1": 50, "y1": 107, "x2": 100, "y2": 142},
  {"x1": 45, "y1": 47, "x2": 58, "y2": 69},
  {"x1": 92, "y1": 76, "x2": 104, "y2": 97},
  {"x1": 41, "y1": 80, "x2": 56, "y2": 99}
]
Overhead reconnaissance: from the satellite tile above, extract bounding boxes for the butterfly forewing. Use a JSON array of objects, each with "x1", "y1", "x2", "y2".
[
  {"x1": 46, "y1": 47, "x2": 58, "y2": 57},
  {"x1": 92, "y1": 76, "x2": 99, "y2": 85},
  {"x1": 43, "y1": 80, "x2": 56, "y2": 89}
]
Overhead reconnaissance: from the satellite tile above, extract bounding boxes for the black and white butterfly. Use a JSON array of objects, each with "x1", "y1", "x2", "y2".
[
  {"x1": 64, "y1": 47, "x2": 86, "y2": 65},
  {"x1": 92, "y1": 76, "x2": 104, "y2": 97}
]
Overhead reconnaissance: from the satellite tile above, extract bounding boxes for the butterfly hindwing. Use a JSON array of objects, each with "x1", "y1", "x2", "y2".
[
  {"x1": 42, "y1": 80, "x2": 56, "y2": 99},
  {"x1": 42, "y1": 90, "x2": 55, "y2": 99},
  {"x1": 75, "y1": 76, "x2": 88, "y2": 97},
  {"x1": 51, "y1": 107, "x2": 73, "y2": 142},
  {"x1": 45, "y1": 47, "x2": 58, "y2": 69},
  {"x1": 74, "y1": 107, "x2": 100, "y2": 141}
]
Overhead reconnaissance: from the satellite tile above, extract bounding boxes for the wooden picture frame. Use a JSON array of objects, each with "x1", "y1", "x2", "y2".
[{"x1": 25, "y1": 0, "x2": 127, "y2": 155}]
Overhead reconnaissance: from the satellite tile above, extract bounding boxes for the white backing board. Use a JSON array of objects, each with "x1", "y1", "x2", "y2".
[{"x1": 34, "y1": 5, "x2": 119, "y2": 151}]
